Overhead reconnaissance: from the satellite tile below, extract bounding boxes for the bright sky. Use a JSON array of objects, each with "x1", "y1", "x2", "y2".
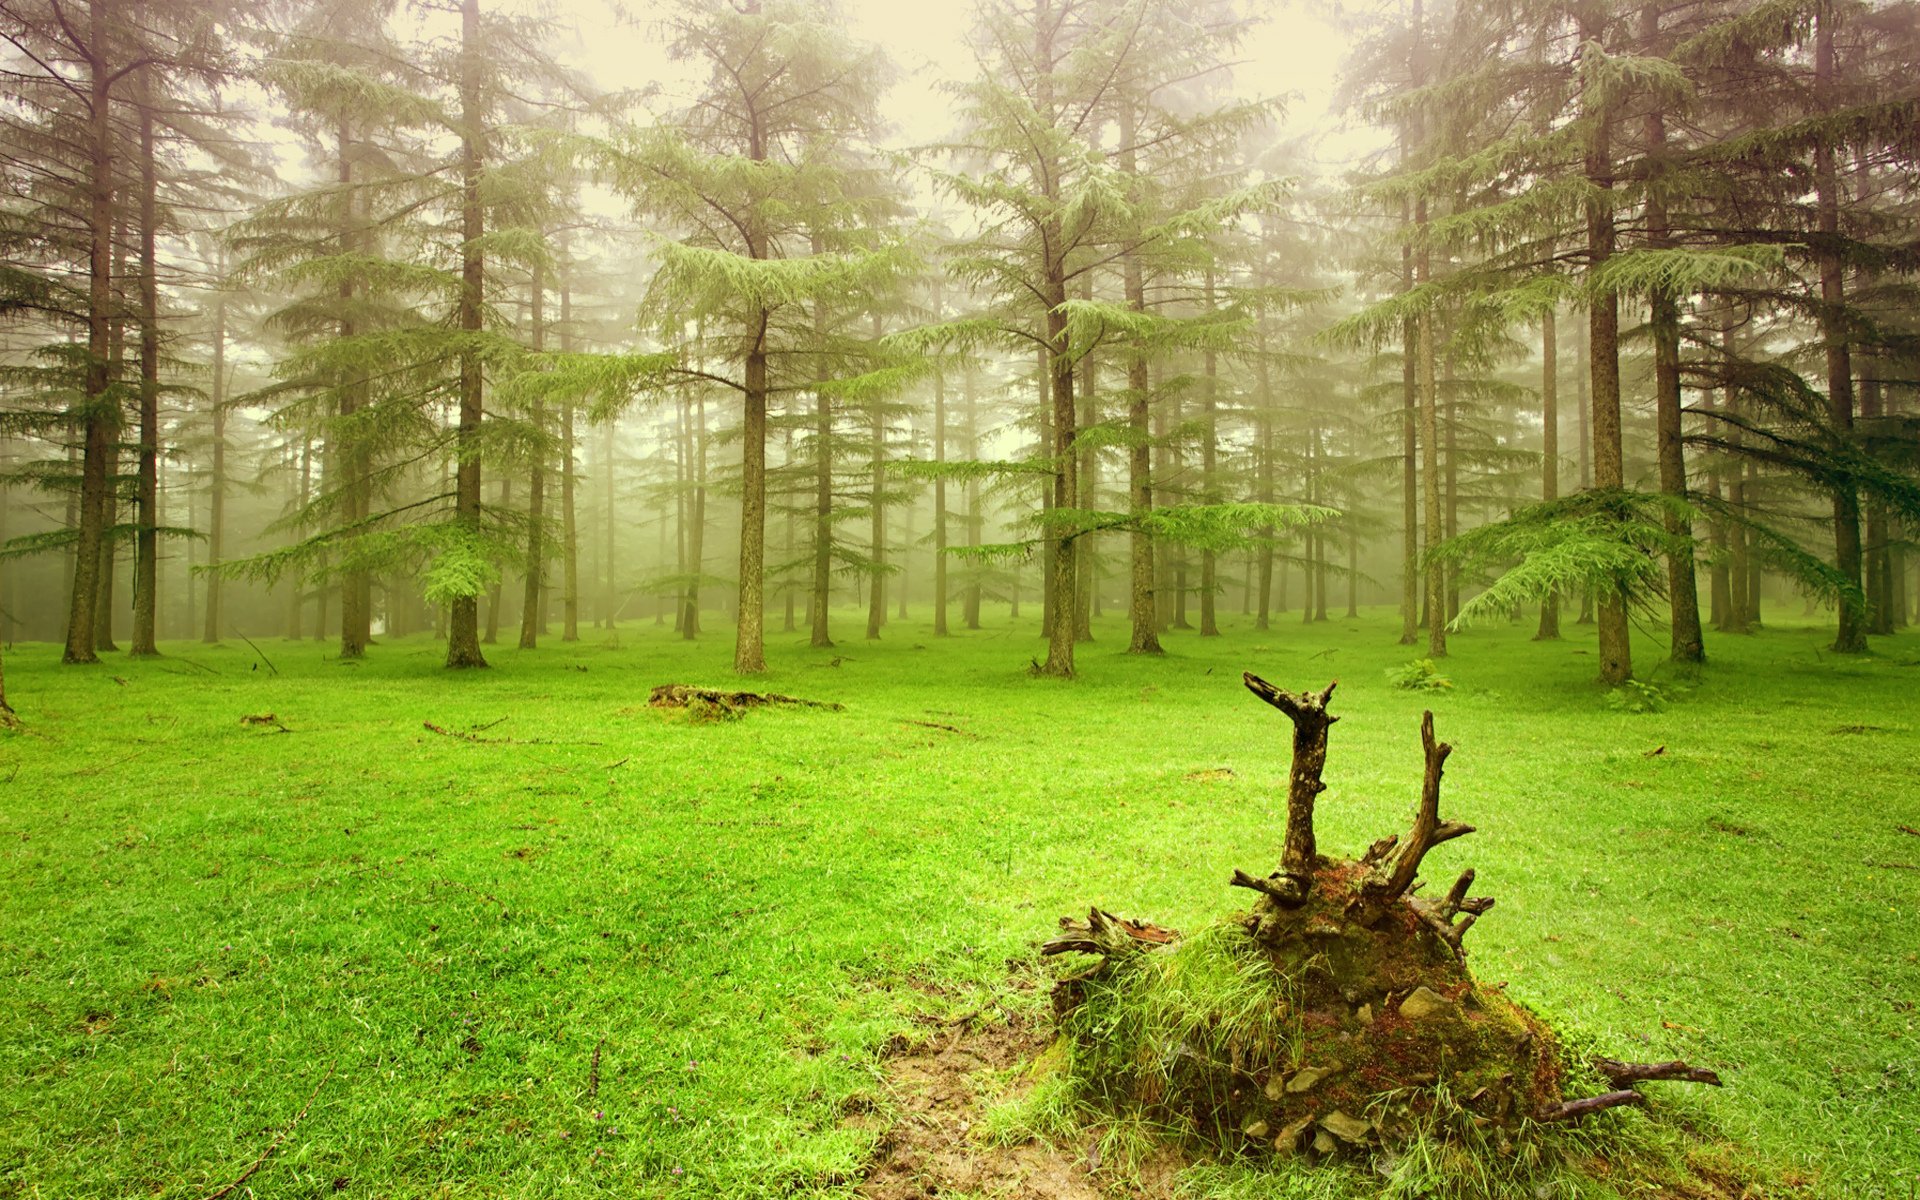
[{"x1": 530, "y1": 0, "x2": 1383, "y2": 168}]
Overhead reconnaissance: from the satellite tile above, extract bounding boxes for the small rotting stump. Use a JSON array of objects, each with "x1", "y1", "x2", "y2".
[{"x1": 1042, "y1": 675, "x2": 1721, "y2": 1165}]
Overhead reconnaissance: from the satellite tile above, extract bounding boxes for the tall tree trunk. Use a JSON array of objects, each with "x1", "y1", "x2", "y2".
[
  {"x1": 1536, "y1": 308, "x2": 1561, "y2": 639},
  {"x1": 484, "y1": 476, "x2": 508, "y2": 643},
  {"x1": 1074, "y1": 309, "x2": 1094, "y2": 644},
  {"x1": 687, "y1": 393, "x2": 708, "y2": 639},
  {"x1": 1417, "y1": 205, "x2": 1446, "y2": 658},
  {"x1": 1400, "y1": 207, "x2": 1420, "y2": 647},
  {"x1": 1039, "y1": 274, "x2": 1077, "y2": 677},
  {"x1": 810, "y1": 363, "x2": 834, "y2": 647},
  {"x1": 337, "y1": 119, "x2": 371, "y2": 659},
  {"x1": 64, "y1": 0, "x2": 117, "y2": 665},
  {"x1": 1643, "y1": 6, "x2": 1704, "y2": 664},
  {"x1": 131, "y1": 71, "x2": 159, "y2": 656},
  {"x1": 559, "y1": 255, "x2": 579, "y2": 642},
  {"x1": 445, "y1": 0, "x2": 489, "y2": 669},
  {"x1": 1122, "y1": 116, "x2": 1160, "y2": 655},
  {"x1": 866, "y1": 377, "x2": 886, "y2": 640},
  {"x1": 519, "y1": 259, "x2": 547, "y2": 649},
  {"x1": 933, "y1": 351, "x2": 950, "y2": 636},
  {"x1": 1443, "y1": 354, "x2": 1459, "y2": 621},
  {"x1": 782, "y1": 426, "x2": 797, "y2": 633},
  {"x1": 1582, "y1": 6, "x2": 1631, "y2": 684},
  {"x1": 735, "y1": 320, "x2": 768, "y2": 672},
  {"x1": 1816, "y1": 3, "x2": 1865, "y2": 653},
  {"x1": 1862, "y1": 370, "x2": 1891, "y2": 634},
  {"x1": 203, "y1": 288, "x2": 226, "y2": 644},
  {"x1": 1576, "y1": 317, "x2": 1594, "y2": 624},
  {"x1": 963, "y1": 365, "x2": 982, "y2": 630},
  {"x1": 1199, "y1": 268, "x2": 1220, "y2": 636},
  {"x1": 1256, "y1": 352, "x2": 1275, "y2": 633},
  {"x1": 288, "y1": 437, "x2": 310, "y2": 640}
]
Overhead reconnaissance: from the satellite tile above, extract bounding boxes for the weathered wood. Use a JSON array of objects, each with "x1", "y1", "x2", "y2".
[
  {"x1": 1380, "y1": 711, "x2": 1471, "y2": 899},
  {"x1": 646, "y1": 684, "x2": 844, "y2": 712},
  {"x1": 1539, "y1": 1090, "x2": 1645, "y2": 1122},
  {"x1": 1042, "y1": 907, "x2": 1177, "y2": 958},
  {"x1": 1596, "y1": 1059, "x2": 1723, "y2": 1089},
  {"x1": 1240, "y1": 674, "x2": 1338, "y2": 885}
]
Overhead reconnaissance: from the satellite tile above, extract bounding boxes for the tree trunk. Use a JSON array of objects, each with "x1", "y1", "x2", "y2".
[
  {"x1": 1199, "y1": 268, "x2": 1220, "y2": 636},
  {"x1": 1582, "y1": 8, "x2": 1631, "y2": 684},
  {"x1": 1537, "y1": 309, "x2": 1561, "y2": 639},
  {"x1": 519, "y1": 260, "x2": 547, "y2": 649},
  {"x1": 203, "y1": 279, "x2": 227, "y2": 643},
  {"x1": 866, "y1": 382, "x2": 886, "y2": 640},
  {"x1": 964, "y1": 366, "x2": 983, "y2": 630},
  {"x1": 1400, "y1": 208, "x2": 1420, "y2": 647},
  {"x1": 484, "y1": 477, "x2": 508, "y2": 643},
  {"x1": 1039, "y1": 282, "x2": 1077, "y2": 677},
  {"x1": 687, "y1": 393, "x2": 708, "y2": 639},
  {"x1": 131, "y1": 72, "x2": 160, "y2": 657},
  {"x1": 1643, "y1": 7, "x2": 1704, "y2": 665},
  {"x1": 64, "y1": 0, "x2": 117, "y2": 665},
  {"x1": 1122, "y1": 132, "x2": 1161, "y2": 654},
  {"x1": 1815, "y1": 4, "x2": 1865, "y2": 653},
  {"x1": 736, "y1": 323, "x2": 769, "y2": 672},
  {"x1": 445, "y1": 0, "x2": 489, "y2": 669},
  {"x1": 336, "y1": 119, "x2": 371, "y2": 658},
  {"x1": 933, "y1": 359, "x2": 950, "y2": 636},
  {"x1": 1417, "y1": 202, "x2": 1446, "y2": 658},
  {"x1": 560, "y1": 257, "x2": 579, "y2": 642}
]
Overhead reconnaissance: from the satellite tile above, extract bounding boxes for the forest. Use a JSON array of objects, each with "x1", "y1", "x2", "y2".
[{"x1": 1, "y1": 0, "x2": 1917, "y2": 1197}]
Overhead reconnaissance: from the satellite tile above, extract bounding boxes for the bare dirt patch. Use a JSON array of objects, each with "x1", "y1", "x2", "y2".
[{"x1": 857, "y1": 1012, "x2": 1180, "y2": 1200}]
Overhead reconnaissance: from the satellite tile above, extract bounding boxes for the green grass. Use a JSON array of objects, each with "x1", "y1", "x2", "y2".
[{"x1": 1, "y1": 606, "x2": 1916, "y2": 1198}]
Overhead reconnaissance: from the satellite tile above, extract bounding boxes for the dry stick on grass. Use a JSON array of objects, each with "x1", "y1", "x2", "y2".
[
  {"x1": 587, "y1": 1037, "x2": 606, "y2": 1101},
  {"x1": 1539, "y1": 1089, "x2": 1646, "y2": 1122},
  {"x1": 200, "y1": 1059, "x2": 336, "y2": 1200},
  {"x1": 902, "y1": 719, "x2": 978, "y2": 738},
  {"x1": 421, "y1": 721, "x2": 601, "y2": 747}
]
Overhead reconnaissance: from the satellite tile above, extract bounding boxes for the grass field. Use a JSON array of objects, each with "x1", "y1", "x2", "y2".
[{"x1": 1, "y1": 606, "x2": 1916, "y2": 1198}]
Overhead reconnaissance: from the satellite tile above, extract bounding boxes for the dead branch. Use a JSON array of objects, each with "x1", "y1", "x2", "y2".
[
  {"x1": 1595, "y1": 1058, "x2": 1723, "y2": 1088},
  {"x1": 1042, "y1": 907, "x2": 1177, "y2": 958},
  {"x1": 1380, "y1": 711, "x2": 1473, "y2": 899},
  {"x1": 1538, "y1": 1090, "x2": 1646, "y2": 1122},
  {"x1": 423, "y1": 720, "x2": 503, "y2": 743},
  {"x1": 199, "y1": 1059, "x2": 335, "y2": 1200},
  {"x1": 240, "y1": 713, "x2": 289, "y2": 733},
  {"x1": 1240, "y1": 674, "x2": 1338, "y2": 884},
  {"x1": 1230, "y1": 868, "x2": 1305, "y2": 905},
  {"x1": 902, "y1": 719, "x2": 978, "y2": 738},
  {"x1": 587, "y1": 1037, "x2": 606, "y2": 1101}
]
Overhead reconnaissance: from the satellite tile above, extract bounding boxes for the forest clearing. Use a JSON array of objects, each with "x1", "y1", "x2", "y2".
[
  {"x1": 2, "y1": 612, "x2": 1916, "y2": 1197},
  {"x1": 5, "y1": 0, "x2": 1920, "y2": 1194}
]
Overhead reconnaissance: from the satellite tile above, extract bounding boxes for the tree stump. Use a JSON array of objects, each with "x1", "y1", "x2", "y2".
[{"x1": 1043, "y1": 674, "x2": 1720, "y2": 1163}]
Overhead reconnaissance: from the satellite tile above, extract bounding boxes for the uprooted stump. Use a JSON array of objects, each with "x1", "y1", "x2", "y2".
[
  {"x1": 1042, "y1": 674, "x2": 1721, "y2": 1169},
  {"x1": 647, "y1": 684, "x2": 844, "y2": 722}
]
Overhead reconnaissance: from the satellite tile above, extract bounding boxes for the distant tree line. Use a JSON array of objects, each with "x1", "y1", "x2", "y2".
[{"x1": 1, "y1": 0, "x2": 1915, "y2": 683}]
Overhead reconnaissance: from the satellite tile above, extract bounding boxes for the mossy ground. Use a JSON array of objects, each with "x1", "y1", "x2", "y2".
[{"x1": 0, "y1": 606, "x2": 1916, "y2": 1197}]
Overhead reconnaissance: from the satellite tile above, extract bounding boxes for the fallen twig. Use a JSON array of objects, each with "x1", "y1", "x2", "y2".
[
  {"x1": 1899, "y1": 825, "x2": 1920, "y2": 838},
  {"x1": 199, "y1": 1059, "x2": 335, "y2": 1200},
  {"x1": 472, "y1": 716, "x2": 510, "y2": 732},
  {"x1": 421, "y1": 720, "x2": 599, "y2": 747},
  {"x1": 902, "y1": 719, "x2": 978, "y2": 738},
  {"x1": 241, "y1": 713, "x2": 290, "y2": 733},
  {"x1": 601, "y1": 756, "x2": 630, "y2": 771},
  {"x1": 587, "y1": 1037, "x2": 605, "y2": 1100},
  {"x1": 231, "y1": 630, "x2": 278, "y2": 676}
]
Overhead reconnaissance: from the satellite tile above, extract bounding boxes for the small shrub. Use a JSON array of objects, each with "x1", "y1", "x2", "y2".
[{"x1": 1387, "y1": 659, "x2": 1454, "y2": 692}]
